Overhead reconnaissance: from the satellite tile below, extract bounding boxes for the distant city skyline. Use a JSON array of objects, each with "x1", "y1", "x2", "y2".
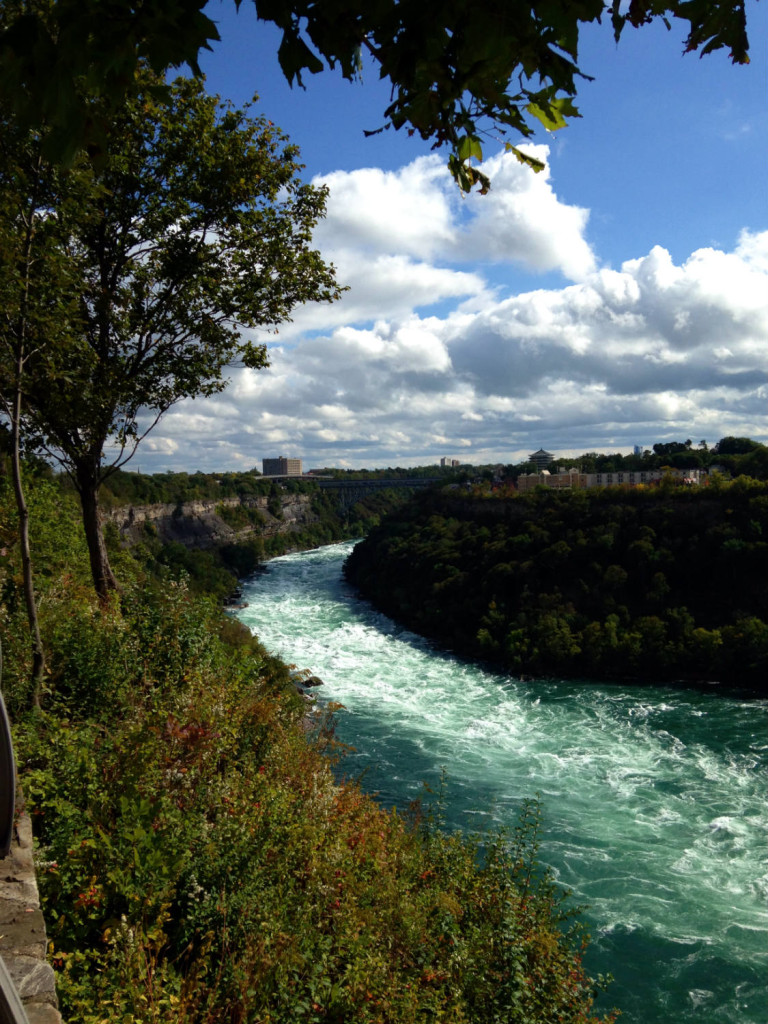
[
  {"x1": 133, "y1": 2, "x2": 767, "y2": 473},
  {"x1": 134, "y1": 435, "x2": 755, "y2": 476},
  {"x1": 131, "y1": 433, "x2": 757, "y2": 478}
]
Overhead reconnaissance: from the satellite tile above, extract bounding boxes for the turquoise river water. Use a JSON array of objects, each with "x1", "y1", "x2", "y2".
[{"x1": 236, "y1": 542, "x2": 768, "y2": 1024}]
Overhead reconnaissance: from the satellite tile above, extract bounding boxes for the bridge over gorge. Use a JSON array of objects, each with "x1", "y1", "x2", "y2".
[
  {"x1": 314, "y1": 477, "x2": 441, "y2": 509},
  {"x1": 258, "y1": 475, "x2": 443, "y2": 509}
]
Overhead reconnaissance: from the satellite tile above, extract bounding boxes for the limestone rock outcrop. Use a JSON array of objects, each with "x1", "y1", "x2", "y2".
[{"x1": 104, "y1": 494, "x2": 320, "y2": 550}]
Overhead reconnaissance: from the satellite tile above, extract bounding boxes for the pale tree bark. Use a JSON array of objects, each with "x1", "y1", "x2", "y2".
[
  {"x1": 3, "y1": 176, "x2": 46, "y2": 706},
  {"x1": 9, "y1": 386, "x2": 44, "y2": 705}
]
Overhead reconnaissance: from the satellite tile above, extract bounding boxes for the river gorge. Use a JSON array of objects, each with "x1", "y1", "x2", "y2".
[{"x1": 236, "y1": 541, "x2": 767, "y2": 1024}]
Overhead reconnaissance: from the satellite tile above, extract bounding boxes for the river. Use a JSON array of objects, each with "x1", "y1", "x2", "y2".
[{"x1": 235, "y1": 541, "x2": 767, "y2": 1024}]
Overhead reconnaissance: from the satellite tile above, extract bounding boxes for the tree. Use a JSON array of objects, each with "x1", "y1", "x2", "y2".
[
  {"x1": 740, "y1": 445, "x2": 768, "y2": 480},
  {"x1": 653, "y1": 441, "x2": 689, "y2": 457},
  {"x1": 0, "y1": 0, "x2": 752, "y2": 191},
  {"x1": 0, "y1": 117, "x2": 83, "y2": 699},
  {"x1": 18, "y1": 74, "x2": 341, "y2": 601},
  {"x1": 715, "y1": 436, "x2": 761, "y2": 455},
  {"x1": 669, "y1": 451, "x2": 703, "y2": 470},
  {"x1": 0, "y1": 145, "x2": 46, "y2": 698}
]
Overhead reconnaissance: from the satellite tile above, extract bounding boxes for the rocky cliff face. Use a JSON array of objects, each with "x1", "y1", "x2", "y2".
[{"x1": 104, "y1": 494, "x2": 320, "y2": 550}]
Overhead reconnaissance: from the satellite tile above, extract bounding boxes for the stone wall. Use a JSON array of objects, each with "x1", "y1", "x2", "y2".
[{"x1": 0, "y1": 793, "x2": 61, "y2": 1024}]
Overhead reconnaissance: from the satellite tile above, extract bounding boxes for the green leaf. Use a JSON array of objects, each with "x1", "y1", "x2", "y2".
[
  {"x1": 240, "y1": 342, "x2": 270, "y2": 370},
  {"x1": 277, "y1": 31, "x2": 324, "y2": 85},
  {"x1": 457, "y1": 135, "x2": 483, "y2": 163},
  {"x1": 448, "y1": 155, "x2": 491, "y2": 194},
  {"x1": 526, "y1": 96, "x2": 580, "y2": 132}
]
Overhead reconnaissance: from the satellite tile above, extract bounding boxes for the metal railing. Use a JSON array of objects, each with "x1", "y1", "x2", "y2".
[
  {"x1": 0, "y1": 956, "x2": 29, "y2": 1024},
  {"x1": 0, "y1": 660, "x2": 14, "y2": 858}
]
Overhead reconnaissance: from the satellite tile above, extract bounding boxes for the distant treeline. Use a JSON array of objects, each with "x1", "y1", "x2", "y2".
[
  {"x1": 511, "y1": 437, "x2": 768, "y2": 479},
  {"x1": 344, "y1": 478, "x2": 768, "y2": 693},
  {"x1": 98, "y1": 469, "x2": 309, "y2": 505},
  {"x1": 66, "y1": 466, "x2": 449, "y2": 505},
  {"x1": 5, "y1": 432, "x2": 764, "y2": 511}
]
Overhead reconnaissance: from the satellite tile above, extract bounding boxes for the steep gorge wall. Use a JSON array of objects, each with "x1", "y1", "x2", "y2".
[{"x1": 103, "y1": 494, "x2": 321, "y2": 550}]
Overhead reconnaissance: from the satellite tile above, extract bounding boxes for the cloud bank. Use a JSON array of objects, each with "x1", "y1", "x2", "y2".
[{"x1": 141, "y1": 149, "x2": 768, "y2": 472}]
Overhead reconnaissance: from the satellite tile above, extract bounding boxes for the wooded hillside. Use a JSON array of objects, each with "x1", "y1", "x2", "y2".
[{"x1": 344, "y1": 481, "x2": 768, "y2": 693}]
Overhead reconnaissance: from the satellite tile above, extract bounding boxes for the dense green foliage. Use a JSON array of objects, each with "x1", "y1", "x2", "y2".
[
  {"x1": 0, "y1": 469, "x2": 616, "y2": 1023},
  {"x1": 97, "y1": 466, "x2": 449, "y2": 502},
  {"x1": 344, "y1": 481, "x2": 768, "y2": 693}
]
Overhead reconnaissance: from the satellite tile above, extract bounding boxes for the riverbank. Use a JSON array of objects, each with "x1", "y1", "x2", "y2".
[
  {"x1": 1, "y1": 478, "x2": 616, "y2": 1024},
  {"x1": 235, "y1": 542, "x2": 768, "y2": 1024}
]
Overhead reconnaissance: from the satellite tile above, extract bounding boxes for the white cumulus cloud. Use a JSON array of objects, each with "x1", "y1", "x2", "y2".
[{"x1": 137, "y1": 152, "x2": 768, "y2": 473}]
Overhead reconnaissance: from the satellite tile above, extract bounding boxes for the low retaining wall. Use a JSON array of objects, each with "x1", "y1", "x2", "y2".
[{"x1": 0, "y1": 793, "x2": 61, "y2": 1024}]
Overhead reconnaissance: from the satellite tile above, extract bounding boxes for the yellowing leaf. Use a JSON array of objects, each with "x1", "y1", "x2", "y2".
[{"x1": 505, "y1": 145, "x2": 546, "y2": 173}]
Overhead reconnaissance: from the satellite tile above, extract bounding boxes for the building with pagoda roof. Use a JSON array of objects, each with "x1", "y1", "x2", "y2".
[{"x1": 528, "y1": 448, "x2": 555, "y2": 471}]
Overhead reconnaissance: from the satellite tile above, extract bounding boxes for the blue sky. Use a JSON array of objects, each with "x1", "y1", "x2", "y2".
[{"x1": 139, "y1": 2, "x2": 768, "y2": 472}]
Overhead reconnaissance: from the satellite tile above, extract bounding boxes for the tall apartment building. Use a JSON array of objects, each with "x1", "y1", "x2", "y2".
[{"x1": 262, "y1": 456, "x2": 303, "y2": 477}]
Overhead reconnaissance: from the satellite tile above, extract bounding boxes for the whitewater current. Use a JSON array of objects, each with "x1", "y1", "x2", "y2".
[{"x1": 236, "y1": 541, "x2": 768, "y2": 1024}]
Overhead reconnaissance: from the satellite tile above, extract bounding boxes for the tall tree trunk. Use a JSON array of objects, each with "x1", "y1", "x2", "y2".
[
  {"x1": 75, "y1": 461, "x2": 119, "y2": 604},
  {"x1": 10, "y1": 392, "x2": 44, "y2": 706},
  {"x1": 4, "y1": 164, "x2": 45, "y2": 707}
]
